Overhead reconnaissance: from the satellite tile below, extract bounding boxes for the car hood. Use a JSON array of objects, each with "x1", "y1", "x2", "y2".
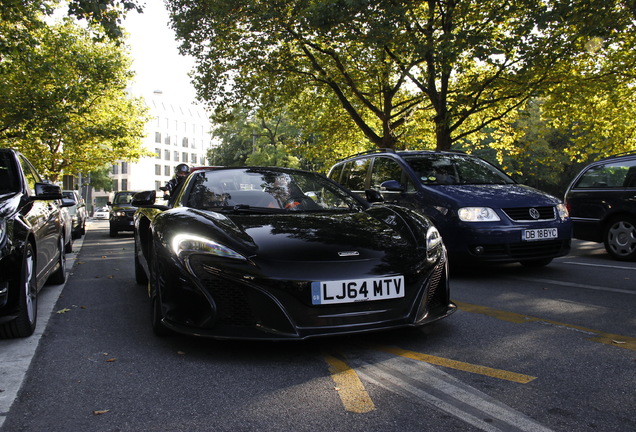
[
  {"x1": 431, "y1": 184, "x2": 561, "y2": 207},
  {"x1": 160, "y1": 206, "x2": 421, "y2": 263}
]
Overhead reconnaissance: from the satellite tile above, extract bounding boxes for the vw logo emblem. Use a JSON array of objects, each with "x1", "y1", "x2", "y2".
[{"x1": 529, "y1": 208, "x2": 540, "y2": 220}]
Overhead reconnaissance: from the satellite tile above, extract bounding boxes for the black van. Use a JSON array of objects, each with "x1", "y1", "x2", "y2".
[{"x1": 564, "y1": 152, "x2": 636, "y2": 261}]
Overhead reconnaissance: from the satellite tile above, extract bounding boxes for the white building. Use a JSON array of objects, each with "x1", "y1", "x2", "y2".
[{"x1": 93, "y1": 91, "x2": 214, "y2": 208}]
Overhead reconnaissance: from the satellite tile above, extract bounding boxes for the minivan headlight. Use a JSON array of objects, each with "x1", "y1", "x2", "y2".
[
  {"x1": 556, "y1": 203, "x2": 569, "y2": 221},
  {"x1": 458, "y1": 207, "x2": 500, "y2": 222}
]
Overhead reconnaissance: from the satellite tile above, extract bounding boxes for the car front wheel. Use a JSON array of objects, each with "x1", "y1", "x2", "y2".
[
  {"x1": 604, "y1": 216, "x2": 636, "y2": 261},
  {"x1": 0, "y1": 243, "x2": 37, "y2": 338}
]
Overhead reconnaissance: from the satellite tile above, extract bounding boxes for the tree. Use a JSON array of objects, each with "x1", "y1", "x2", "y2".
[
  {"x1": 167, "y1": 0, "x2": 635, "y2": 152},
  {"x1": 0, "y1": 20, "x2": 151, "y2": 181}
]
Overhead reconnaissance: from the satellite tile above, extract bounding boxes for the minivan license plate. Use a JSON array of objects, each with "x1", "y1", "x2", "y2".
[
  {"x1": 522, "y1": 228, "x2": 558, "y2": 241},
  {"x1": 311, "y1": 276, "x2": 405, "y2": 305}
]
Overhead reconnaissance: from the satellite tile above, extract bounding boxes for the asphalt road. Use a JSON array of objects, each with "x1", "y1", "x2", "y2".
[{"x1": 1, "y1": 220, "x2": 634, "y2": 432}]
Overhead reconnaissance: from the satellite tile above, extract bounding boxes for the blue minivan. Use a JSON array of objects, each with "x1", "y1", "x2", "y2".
[{"x1": 328, "y1": 150, "x2": 572, "y2": 266}]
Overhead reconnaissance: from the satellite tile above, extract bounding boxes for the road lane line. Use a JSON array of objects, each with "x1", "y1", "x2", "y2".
[
  {"x1": 455, "y1": 301, "x2": 636, "y2": 351},
  {"x1": 322, "y1": 353, "x2": 375, "y2": 413},
  {"x1": 562, "y1": 261, "x2": 636, "y2": 271},
  {"x1": 351, "y1": 355, "x2": 553, "y2": 432},
  {"x1": 374, "y1": 345, "x2": 536, "y2": 384},
  {"x1": 509, "y1": 276, "x2": 634, "y2": 295}
]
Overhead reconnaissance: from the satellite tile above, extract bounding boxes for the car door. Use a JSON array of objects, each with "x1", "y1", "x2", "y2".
[{"x1": 18, "y1": 155, "x2": 60, "y2": 279}]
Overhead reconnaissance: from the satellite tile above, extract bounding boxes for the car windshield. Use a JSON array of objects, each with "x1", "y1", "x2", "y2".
[
  {"x1": 185, "y1": 168, "x2": 365, "y2": 213},
  {"x1": 0, "y1": 152, "x2": 19, "y2": 194},
  {"x1": 113, "y1": 193, "x2": 135, "y2": 205},
  {"x1": 403, "y1": 154, "x2": 515, "y2": 186}
]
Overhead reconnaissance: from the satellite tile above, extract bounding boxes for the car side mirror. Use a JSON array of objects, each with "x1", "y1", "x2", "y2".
[
  {"x1": 132, "y1": 190, "x2": 169, "y2": 210},
  {"x1": 33, "y1": 182, "x2": 63, "y2": 200},
  {"x1": 365, "y1": 189, "x2": 384, "y2": 203},
  {"x1": 380, "y1": 180, "x2": 404, "y2": 192},
  {"x1": 60, "y1": 198, "x2": 75, "y2": 207}
]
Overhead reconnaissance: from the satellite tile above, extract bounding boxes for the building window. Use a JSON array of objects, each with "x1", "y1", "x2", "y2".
[
  {"x1": 155, "y1": 148, "x2": 161, "y2": 159},
  {"x1": 164, "y1": 149, "x2": 170, "y2": 161},
  {"x1": 112, "y1": 179, "x2": 118, "y2": 191},
  {"x1": 155, "y1": 132, "x2": 161, "y2": 143},
  {"x1": 112, "y1": 164, "x2": 119, "y2": 174},
  {"x1": 191, "y1": 154, "x2": 197, "y2": 165},
  {"x1": 182, "y1": 137, "x2": 189, "y2": 147},
  {"x1": 164, "y1": 135, "x2": 171, "y2": 145},
  {"x1": 164, "y1": 165, "x2": 171, "y2": 176},
  {"x1": 121, "y1": 179, "x2": 128, "y2": 190},
  {"x1": 121, "y1": 162, "x2": 128, "y2": 174},
  {"x1": 174, "y1": 151, "x2": 179, "y2": 162},
  {"x1": 155, "y1": 164, "x2": 161, "y2": 175},
  {"x1": 155, "y1": 181, "x2": 162, "y2": 191},
  {"x1": 182, "y1": 152, "x2": 188, "y2": 163}
]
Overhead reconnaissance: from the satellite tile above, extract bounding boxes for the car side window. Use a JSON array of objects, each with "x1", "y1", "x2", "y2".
[
  {"x1": 370, "y1": 157, "x2": 409, "y2": 190},
  {"x1": 342, "y1": 158, "x2": 371, "y2": 191},
  {"x1": 18, "y1": 155, "x2": 42, "y2": 195},
  {"x1": 328, "y1": 164, "x2": 345, "y2": 183},
  {"x1": 575, "y1": 160, "x2": 636, "y2": 188}
]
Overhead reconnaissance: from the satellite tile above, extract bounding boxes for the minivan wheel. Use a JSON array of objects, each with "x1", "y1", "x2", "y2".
[{"x1": 604, "y1": 216, "x2": 636, "y2": 261}]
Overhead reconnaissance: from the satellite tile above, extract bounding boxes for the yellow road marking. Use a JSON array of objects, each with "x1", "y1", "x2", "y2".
[
  {"x1": 323, "y1": 353, "x2": 375, "y2": 413},
  {"x1": 374, "y1": 345, "x2": 536, "y2": 384},
  {"x1": 455, "y1": 301, "x2": 636, "y2": 351}
]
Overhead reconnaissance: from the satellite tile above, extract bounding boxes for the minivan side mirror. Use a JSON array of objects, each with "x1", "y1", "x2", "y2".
[
  {"x1": 380, "y1": 180, "x2": 404, "y2": 192},
  {"x1": 365, "y1": 189, "x2": 384, "y2": 203}
]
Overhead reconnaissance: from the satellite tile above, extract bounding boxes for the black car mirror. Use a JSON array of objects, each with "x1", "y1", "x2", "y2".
[
  {"x1": 365, "y1": 189, "x2": 384, "y2": 203},
  {"x1": 33, "y1": 182, "x2": 63, "y2": 200},
  {"x1": 380, "y1": 180, "x2": 404, "y2": 192},
  {"x1": 132, "y1": 190, "x2": 169, "y2": 210},
  {"x1": 60, "y1": 198, "x2": 75, "y2": 207}
]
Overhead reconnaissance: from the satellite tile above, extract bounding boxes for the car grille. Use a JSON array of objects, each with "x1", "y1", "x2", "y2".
[{"x1": 501, "y1": 206, "x2": 555, "y2": 221}]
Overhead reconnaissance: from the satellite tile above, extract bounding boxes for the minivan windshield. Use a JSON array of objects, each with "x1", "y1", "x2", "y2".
[{"x1": 403, "y1": 154, "x2": 515, "y2": 186}]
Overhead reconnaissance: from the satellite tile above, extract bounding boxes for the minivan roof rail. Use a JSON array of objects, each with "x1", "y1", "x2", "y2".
[
  {"x1": 338, "y1": 148, "x2": 396, "y2": 161},
  {"x1": 603, "y1": 150, "x2": 636, "y2": 160}
]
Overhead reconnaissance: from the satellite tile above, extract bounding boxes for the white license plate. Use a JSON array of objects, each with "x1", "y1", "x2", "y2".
[
  {"x1": 311, "y1": 276, "x2": 405, "y2": 305},
  {"x1": 522, "y1": 228, "x2": 558, "y2": 241}
]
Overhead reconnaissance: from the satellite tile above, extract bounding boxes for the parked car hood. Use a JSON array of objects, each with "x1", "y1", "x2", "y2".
[{"x1": 431, "y1": 184, "x2": 561, "y2": 207}]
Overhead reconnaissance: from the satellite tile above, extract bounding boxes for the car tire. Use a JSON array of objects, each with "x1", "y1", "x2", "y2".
[
  {"x1": 134, "y1": 241, "x2": 148, "y2": 285},
  {"x1": 603, "y1": 216, "x2": 636, "y2": 261},
  {"x1": 520, "y1": 258, "x2": 553, "y2": 267},
  {"x1": 0, "y1": 243, "x2": 38, "y2": 338},
  {"x1": 80, "y1": 221, "x2": 86, "y2": 235},
  {"x1": 48, "y1": 237, "x2": 67, "y2": 285}
]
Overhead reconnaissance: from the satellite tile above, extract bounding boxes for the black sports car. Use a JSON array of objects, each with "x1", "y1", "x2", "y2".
[{"x1": 132, "y1": 167, "x2": 455, "y2": 340}]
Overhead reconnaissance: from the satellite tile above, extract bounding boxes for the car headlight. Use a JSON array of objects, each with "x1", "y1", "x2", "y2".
[
  {"x1": 171, "y1": 234, "x2": 247, "y2": 261},
  {"x1": 556, "y1": 203, "x2": 569, "y2": 221},
  {"x1": 458, "y1": 207, "x2": 500, "y2": 222},
  {"x1": 113, "y1": 211, "x2": 126, "y2": 217},
  {"x1": 426, "y1": 226, "x2": 443, "y2": 262}
]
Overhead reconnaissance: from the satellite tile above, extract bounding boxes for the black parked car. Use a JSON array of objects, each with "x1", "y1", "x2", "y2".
[
  {"x1": 0, "y1": 149, "x2": 69, "y2": 338},
  {"x1": 132, "y1": 166, "x2": 455, "y2": 339},
  {"x1": 565, "y1": 151, "x2": 636, "y2": 261},
  {"x1": 329, "y1": 149, "x2": 572, "y2": 267},
  {"x1": 108, "y1": 190, "x2": 139, "y2": 237}
]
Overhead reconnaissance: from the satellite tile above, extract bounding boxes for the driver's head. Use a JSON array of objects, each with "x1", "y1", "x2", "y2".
[{"x1": 175, "y1": 163, "x2": 190, "y2": 179}]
